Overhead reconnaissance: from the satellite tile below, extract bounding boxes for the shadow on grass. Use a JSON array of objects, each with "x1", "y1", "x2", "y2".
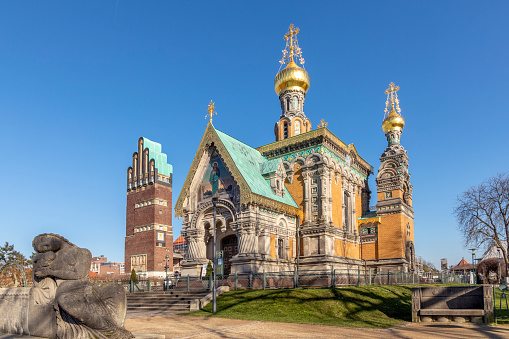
[{"x1": 186, "y1": 285, "x2": 414, "y2": 328}]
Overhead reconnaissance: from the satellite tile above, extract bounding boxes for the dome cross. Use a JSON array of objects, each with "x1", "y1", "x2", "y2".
[
  {"x1": 205, "y1": 100, "x2": 217, "y2": 122},
  {"x1": 384, "y1": 82, "x2": 402, "y2": 117},
  {"x1": 279, "y1": 24, "x2": 305, "y2": 68}
]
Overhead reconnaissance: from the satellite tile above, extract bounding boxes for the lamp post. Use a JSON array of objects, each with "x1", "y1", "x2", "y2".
[
  {"x1": 164, "y1": 254, "x2": 169, "y2": 291},
  {"x1": 212, "y1": 196, "x2": 218, "y2": 314},
  {"x1": 498, "y1": 248, "x2": 502, "y2": 284},
  {"x1": 469, "y1": 248, "x2": 476, "y2": 284}
]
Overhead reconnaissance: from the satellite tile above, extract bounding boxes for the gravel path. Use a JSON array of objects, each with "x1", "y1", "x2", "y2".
[{"x1": 125, "y1": 314, "x2": 509, "y2": 339}]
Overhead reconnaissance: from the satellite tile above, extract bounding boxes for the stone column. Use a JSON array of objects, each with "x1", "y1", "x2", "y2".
[
  {"x1": 341, "y1": 176, "x2": 347, "y2": 229},
  {"x1": 302, "y1": 167, "x2": 312, "y2": 223},
  {"x1": 237, "y1": 224, "x2": 257, "y2": 255},
  {"x1": 186, "y1": 229, "x2": 206, "y2": 260},
  {"x1": 319, "y1": 167, "x2": 327, "y2": 222}
]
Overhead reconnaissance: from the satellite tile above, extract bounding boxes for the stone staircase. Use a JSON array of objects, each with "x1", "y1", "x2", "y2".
[{"x1": 127, "y1": 290, "x2": 210, "y2": 313}]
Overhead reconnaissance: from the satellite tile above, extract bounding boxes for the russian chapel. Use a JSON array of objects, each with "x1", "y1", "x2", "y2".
[{"x1": 171, "y1": 25, "x2": 415, "y2": 276}]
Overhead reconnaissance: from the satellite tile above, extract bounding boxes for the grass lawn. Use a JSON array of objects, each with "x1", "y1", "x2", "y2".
[
  {"x1": 495, "y1": 287, "x2": 509, "y2": 324},
  {"x1": 188, "y1": 284, "x2": 509, "y2": 328},
  {"x1": 187, "y1": 285, "x2": 414, "y2": 328}
]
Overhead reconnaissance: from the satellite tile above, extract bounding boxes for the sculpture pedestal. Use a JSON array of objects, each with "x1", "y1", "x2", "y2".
[{"x1": 180, "y1": 259, "x2": 208, "y2": 277}]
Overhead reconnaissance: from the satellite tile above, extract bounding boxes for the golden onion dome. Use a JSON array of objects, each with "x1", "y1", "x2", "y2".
[
  {"x1": 274, "y1": 59, "x2": 310, "y2": 96},
  {"x1": 382, "y1": 109, "x2": 405, "y2": 134}
]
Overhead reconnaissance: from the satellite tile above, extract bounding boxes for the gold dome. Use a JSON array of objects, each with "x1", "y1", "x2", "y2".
[
  {"x1": 274, "y1": 59, "x2": 310, "y2": 95},
  {"x1": 382, "y1": 109, "x2": 405, "y2": 133}
]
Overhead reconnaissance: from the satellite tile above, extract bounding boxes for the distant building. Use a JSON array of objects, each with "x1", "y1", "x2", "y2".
[
  {"x1": 90, "y1": 255, "x2": 125, "y2": 276},
  {"x1": 482, "y1": 241, "x2": 507, "y2": 260},
  {"x1": 125, "y1": 137, "x2": 174, "y2": 278},
  {"x1": 173, "y1": 235, "x2": 188, "y2": 257},
  {"x1": 451, "y1": 258, "x2": 473, "y2": 274},
  {"x1": 441, "y1": 258, "x2": 448, "y2": 272}
]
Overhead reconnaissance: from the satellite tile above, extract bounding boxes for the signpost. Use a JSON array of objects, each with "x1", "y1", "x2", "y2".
[{"x1": 216, "y1": 251, "x2": 224, "y2": 276}]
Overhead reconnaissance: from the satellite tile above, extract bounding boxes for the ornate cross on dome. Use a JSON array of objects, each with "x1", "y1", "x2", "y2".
[
  {"x1": 205, "y1": 100, "x2": 217, "y2": 122},
  {"x1": 317, "y1": 118, "x2": 328, "y2": 128},
  {"x1": 384, "y1": 82, "x2": 402, "y2": 117},
  {"x1": 279, "y1": 24, "x2": 305, "y2": 68}
]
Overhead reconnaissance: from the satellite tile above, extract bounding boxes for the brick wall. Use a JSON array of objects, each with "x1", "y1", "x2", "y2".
[{"x1": 125, "y1": 183, "x2": 173, "y2": 274}]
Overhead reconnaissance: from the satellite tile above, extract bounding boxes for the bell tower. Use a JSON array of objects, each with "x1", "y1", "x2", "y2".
[
  {"x1": 274, "y1": 24, "x2": 312, "y2": 141},
  {"x1": 375, "y1": 83, "x2": 415, "y2": 272}
]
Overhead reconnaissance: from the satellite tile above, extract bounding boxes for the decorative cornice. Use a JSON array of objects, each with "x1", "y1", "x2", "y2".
[{"x1": 257, "y1": 127, "x2": 373, "y2": 177}]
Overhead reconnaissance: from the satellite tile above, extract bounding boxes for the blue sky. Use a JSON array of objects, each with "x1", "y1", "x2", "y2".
[{"x1": 1, "y1": 1, "x2": 508, "y2": 269}]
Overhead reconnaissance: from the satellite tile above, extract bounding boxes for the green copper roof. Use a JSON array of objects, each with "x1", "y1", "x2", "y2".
[
  {"x1": 214, "y1": 128, "x2": 298, "y2": 208},
  {"x1": 259, "y1": 158, "x2": 281, "y2": 176},
  {"x1": 142, "y1": 137, "x2": 173, "y2": 176}
]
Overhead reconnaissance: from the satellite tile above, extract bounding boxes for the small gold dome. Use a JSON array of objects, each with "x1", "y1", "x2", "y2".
[
  {"x1": 274, "y1": 59, "x2": 310, "y2": 95},
  {"x1": 382, "y1": 109, "x2": 405, "y2": 133}
]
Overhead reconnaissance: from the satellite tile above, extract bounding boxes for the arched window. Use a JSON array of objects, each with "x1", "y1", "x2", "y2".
[
  {"x1": 295, "y1": 121, "x2": 301, "y2": 135},
  {"x1": 283, "y1": 122, "x2": 288, "y2": 139},
  {"x1": 286, "y1": 98, "x2": 290, "y2": 111}
]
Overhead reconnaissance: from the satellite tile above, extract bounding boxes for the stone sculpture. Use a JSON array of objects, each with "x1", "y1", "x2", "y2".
[{"x1": 0, "y1": 233, "x2": 133, "y2": 339}]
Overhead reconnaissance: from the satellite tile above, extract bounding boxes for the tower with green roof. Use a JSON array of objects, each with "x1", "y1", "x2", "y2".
[{"x1": 125, "y1": 137, "x2": 173, "y2": 278}]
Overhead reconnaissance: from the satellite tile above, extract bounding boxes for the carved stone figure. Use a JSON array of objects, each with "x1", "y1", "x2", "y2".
[{"x1": 0, "y1": 233, "x2": 133, "y2": 339}]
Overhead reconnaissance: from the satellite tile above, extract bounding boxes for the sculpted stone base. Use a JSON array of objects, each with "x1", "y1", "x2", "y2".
[{"x1": 180, "y1": 258, "x2": 209, "y2": 277}]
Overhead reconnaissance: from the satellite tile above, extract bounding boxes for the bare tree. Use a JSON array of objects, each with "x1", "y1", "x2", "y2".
[{"x1": 454, "y1": 173, "x2": 509, "y2": 272}]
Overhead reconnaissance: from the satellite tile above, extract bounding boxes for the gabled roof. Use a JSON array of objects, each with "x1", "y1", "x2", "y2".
[
  {"x1": 451, "y1": 258, "x2": 473, "y2": 271},
  {"x1": 173, "y1": 235, "x2": 187, "y2": 246},
  {"x1": 215, "y1": 129, "x2": 296, "y2": 207},
  {"x1": 175, "y1": 122, "x2": 299, "y2": 217},
  {"x1": 142, "y1": 137, "x2": 173, "y2": 176}
]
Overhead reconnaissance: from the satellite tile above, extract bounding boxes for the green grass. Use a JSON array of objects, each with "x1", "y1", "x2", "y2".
[
  {"x1": 187, "y1": 285, "x2": 415, "y2": 328},
  {"x1": 495, "y1": 288, "x2": 509, "y2": 324},
  {"x1": 188, "y1": 284, "x2": 505, "y2": 328}
]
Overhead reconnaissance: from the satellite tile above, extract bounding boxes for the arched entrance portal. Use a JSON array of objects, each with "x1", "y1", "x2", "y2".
[{"x1": 221, "y1": 235, "x2": 238, "y2": 275}]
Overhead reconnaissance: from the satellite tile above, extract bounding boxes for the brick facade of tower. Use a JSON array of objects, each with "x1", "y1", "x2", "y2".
[{"x1": 125, "y1": 137, "x2": 173, "y2": 277}]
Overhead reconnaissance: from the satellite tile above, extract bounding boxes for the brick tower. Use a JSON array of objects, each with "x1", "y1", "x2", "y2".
[{"x1": 125, "y1": 137, "x2": 173, "y2": 278}]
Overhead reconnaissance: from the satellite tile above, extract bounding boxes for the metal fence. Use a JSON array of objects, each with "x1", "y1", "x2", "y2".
[{"x1": 123, "y1": 269, "x2": 477, "y2": 293}]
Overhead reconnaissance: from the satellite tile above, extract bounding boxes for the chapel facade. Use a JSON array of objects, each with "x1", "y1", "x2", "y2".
[{"x1": 175, "y1": 25, "x2": 415, "y2": 276}]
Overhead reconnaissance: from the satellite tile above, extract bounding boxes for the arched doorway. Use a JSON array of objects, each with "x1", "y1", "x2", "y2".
[{"x1": 221, "y1": 235, "x2": 238, "y2": 275}]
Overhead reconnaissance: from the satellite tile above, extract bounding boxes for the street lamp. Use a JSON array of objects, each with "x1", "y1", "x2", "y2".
[
  {"x1": 469, "y1": 248, "x2": 476, "y2": 284},
  {"x1": 164, "y1": 254, "x2": 171, "y2": 290},
  {"x1": 498, "y1": 248, "x2": 502, "y2": 284},
  {"x1": 212, "y1": 196, "x2": 218, "y2": 314}
]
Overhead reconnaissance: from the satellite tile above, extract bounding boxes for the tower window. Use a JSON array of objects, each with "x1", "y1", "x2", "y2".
[
  {"x1": 283, "y1": 122, "x2": 288, "y2": 139},
  {"x1": 295, "y1": 121, "x2": 300, "y2": 135},
  {"x1": 286, "y1": 98, "x2": 290, "y2": 111},
  {"x1": 291, "y1": 97, "x2": 298, "y2": 111}
]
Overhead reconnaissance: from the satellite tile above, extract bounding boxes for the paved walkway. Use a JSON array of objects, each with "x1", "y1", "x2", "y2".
[{"x1": 124, "y1": 314, "x2": 509, "y2": 339}]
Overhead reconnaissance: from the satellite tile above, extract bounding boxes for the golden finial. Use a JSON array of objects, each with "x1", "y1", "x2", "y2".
[
  {"x1": 279, "y1": 24, "x2": 305, "y2": 69},
  {"x1": 384, "y1": 82, "x2": 402, "y2": 117},
  {"x1": 205, "y1": 100, "x2": 217, "y2": 122},
  {"x1": 317, "y1": 118, "x2": 328, "y2": 128}
]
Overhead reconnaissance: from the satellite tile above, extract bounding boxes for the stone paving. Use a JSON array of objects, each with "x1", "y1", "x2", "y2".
[{"x1": 124, "y1": 313, "x2": 509, "y2": 339}]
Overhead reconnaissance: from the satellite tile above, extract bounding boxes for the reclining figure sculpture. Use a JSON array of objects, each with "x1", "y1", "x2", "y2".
[{"x1": 0, "y1": 233, "x2": 133, "y2": 339}]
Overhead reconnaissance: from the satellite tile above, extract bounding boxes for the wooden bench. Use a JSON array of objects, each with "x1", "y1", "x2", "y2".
[{"x1": 412, "y1": 286, "x2": 493, "y2": 324}]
